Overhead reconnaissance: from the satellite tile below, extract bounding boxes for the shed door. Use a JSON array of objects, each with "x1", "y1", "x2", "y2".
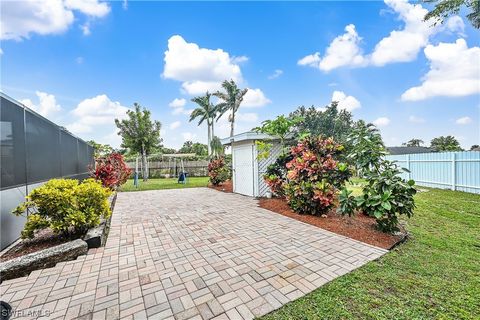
[{"x1": 233, "y1": 144, "x2": 255, "y2": 196}]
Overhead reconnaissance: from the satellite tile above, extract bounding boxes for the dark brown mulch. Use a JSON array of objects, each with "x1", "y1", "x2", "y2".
[
  {"x1": 208, "y1": 180, "x2": 233, "y2": 193},
  {"x1": 258, "y1": 197, "x2": 404, "y2": 250},
  {"x1": 0, "y1": 229, "x2": 72, "y2": 262}
]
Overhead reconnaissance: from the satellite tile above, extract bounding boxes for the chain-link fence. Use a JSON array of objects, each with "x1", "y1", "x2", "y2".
[{"x1": 1, "y1": 93, "x2": 94, "y2": 249}]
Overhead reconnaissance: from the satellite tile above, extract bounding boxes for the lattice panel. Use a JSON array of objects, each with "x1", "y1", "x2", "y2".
[{"x1": 257, "y1": 142, "x2": 283, "y2": 197}]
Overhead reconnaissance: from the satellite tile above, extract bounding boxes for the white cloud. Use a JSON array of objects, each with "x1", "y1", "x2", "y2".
[
  {"x1": 298, "y1": 24, "x2": 366, "y2": 72},
  {"x1": 236, "y1": 112, "x2": 259, "y2": 122},
  {"x1": 409, "y1": 115, "x2": 425, "y2": 123},
  {"x1": 20, "y1": 91, "x2": 61, "y2": 117},
  {"x1": 456, "y1": 116, "x2": 472, "y2": 125},
  {"x1": 67, "y1": 94, "x2": 129, "y2": 135},
  {"x1": 242, "y1": 88, "x2": 271, "y2": 107},
  {"x1": 182, "y1": 132, "x2": 196, "y2": 141},
  {"x1": 370, "y1": 0, "x2": 434, "y2": 66},
  {"x1": 331, "y1": 90, "x2": 361, "y2": 112},
  {"x1": 169, "y1": 98, "x2": 186, "y2": 108},
  {"x1": 80, "y1": 22, "x2": 91, "y2": 36},
  {"x1": 268, "y1": 69, "x2": 283, "y2": 80},
  {"x1": 232, "y1": 56, "x2": 249, "y2": 63},
  {"x1": 401, "y1": 39, "x2": 480, "y2": 101},
  {"x1": 445, "y1": 16, "x2": 465, "y2": 35},
  {"x1": 0, "y1": 0, "x2": 110, "y2": 41},
  {"x1": 163, "y1": 35, "x2": 243, "y2": 95},
  {"x1": 181, "y1": 81, "x2": 221, "y2": 95},
  {"x1": 169, "y1": 121, "x2": 181, "y2": 130},
  {"x1": 373, "y1": 117, "x2": 391, "y2": 127},
  {"x1": 64, "y1": 0, "x2": 110, "y2": 18}
]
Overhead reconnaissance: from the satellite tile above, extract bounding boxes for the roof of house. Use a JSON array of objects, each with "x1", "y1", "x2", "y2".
[
  {"x1": 220, "y1": 131, "x2": 279, "y2": 145},
  {"x1": 387, "y1": 146, "x2": 432, "y2": 155}
]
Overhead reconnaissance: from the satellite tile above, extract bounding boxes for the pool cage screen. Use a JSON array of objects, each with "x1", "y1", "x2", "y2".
[{"x1": 0, "y1": 93, "x2": 94, "y2": 249}]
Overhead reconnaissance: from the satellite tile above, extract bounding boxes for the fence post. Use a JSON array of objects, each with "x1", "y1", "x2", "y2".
[
  {"x1": 406, "y1": 154, "x2": 410, "y2": 180},
  {"x1": 451, "y1": 153, "x2": 456, "y2": 191}
]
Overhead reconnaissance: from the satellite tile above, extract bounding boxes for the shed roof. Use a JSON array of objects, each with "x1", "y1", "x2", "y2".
[
  {"x1": 387, "y1": 146, "x2": 432, "y2": 155},
  {"x1": 220, "y1": 131, "x2": 278, "y2": 145}
]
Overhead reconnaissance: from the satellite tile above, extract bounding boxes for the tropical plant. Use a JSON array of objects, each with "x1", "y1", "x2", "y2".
[
  {"x1": 214, "y1": 80, "x2": 248, "y2": 138},
  {"x1": 208, "y1": 157, "x2": 230, "y2": 186},
  {"x1": 289, "y1": 102, "x2": 354, "y2": 145},
  {"x1": 470, "y1": 144, "x2": 480, "y2": 151},
  {"x1": 12, "y1": 179, "x2": 111, "y2": 239},
  {"x1": 190, "y1": 92, "x2": 218, "y2": 156},
  {"x1": 178, "y1": 141, "x2": 208, "y2": 156},
  {"x1": 402, "y1": 138, "x2": 424, "y2": 147},
  {"x1": 87, "y1": 140, "x2": 114, "y2": 158},
  {"x1": 430, "y1": 135, "x2": 463, "y2": 151},
  {"x1": 283, "y1": 136, "x2": 351, "y2": 216},
  {"x1": 210, "y1": 136, "x2": 224, "y2": 156},
  {"x1": 91, "y1": 153, "x2": 132, "y2": 190},
  {"x1": 424, "y1": 0, "x2": 480, "y2": 29},
  {"x1": 115, "y1": 103, "x2": 162, "y2": 181},
  {"x1": 263, "y1": 152, "x2": 293, "y2": 197}
]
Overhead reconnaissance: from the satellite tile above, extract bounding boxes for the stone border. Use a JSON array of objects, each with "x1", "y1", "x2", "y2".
[
  {"x1": 0, "y1": 239, "x2": 87, "y2": 282},
  {"x1": 0, "y1": 193, "x2": 117, "y2": 282}
]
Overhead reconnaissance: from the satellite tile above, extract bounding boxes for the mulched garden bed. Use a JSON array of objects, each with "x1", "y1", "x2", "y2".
[
  {"x1": 208, "y1": 180, "x2": 233, "y2": 193},
  {"x1": 0, "y1": 229, "x2": 71, "y2": 262},
  {"x1": 258, "y1": 197, "x2": 405, "y2": 250}
]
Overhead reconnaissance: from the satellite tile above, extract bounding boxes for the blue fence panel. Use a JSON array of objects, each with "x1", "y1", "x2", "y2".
[{"x1": 386, "y1": 151, "x2": 480, "y2": 194}]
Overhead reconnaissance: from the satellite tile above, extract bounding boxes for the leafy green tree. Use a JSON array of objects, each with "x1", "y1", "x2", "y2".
[
  {"x1": 190, "y1": 92, "x2": 218, "y2": 156},
  {"x1": 87, "y1": 140, "x2": 114, "y2": 158},
  {"x1": 402, "y1": 138, "x2": 425, "y2": 147},
  {"x1": 430, "y1": 135, "x2": 463, "y2": 151},
  {"x1": 214, "y1": 80, "x2": 248, "y2": 138},
  {"x1": 423, "y1": 0, "x2": 480, "y2": 28},
  {"x1": 210, "y1": 136, "x2": 225, "y2": 157},
  {"x1": 178, "y1": 141, "x2": 208, "y2": 156},
  {"x1": 289, "y1": 102, "x2": 354, "y2": 145},
  {"x1": 115, "y1": 103, "x2": 162, "y2": 181},
  {"x1": 470, "y1": 144, "x2": 480, "y2": 151}
]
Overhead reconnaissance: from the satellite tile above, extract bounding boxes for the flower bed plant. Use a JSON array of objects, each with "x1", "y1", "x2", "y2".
[
  {"x1": 208, "y1": 156, "x2": 230, "y2": 186},
  {"x1": 283, "y1": 136, "x2": 351, "y2": 216},
  {"x1": 13, "y1": 178, "x2": 112, "y2": 239},
  {"x1": 91, "y1": 153, "x2": 132, "y2": 190}
]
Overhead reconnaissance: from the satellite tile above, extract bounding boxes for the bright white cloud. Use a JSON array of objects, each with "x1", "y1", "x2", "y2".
[
  {"x1": 445, "y1": 16, "x2": 465, "y2": 35},
  {"x1": 169, "y1": 121, "x2": 181, "y2": 130},
  {"x1": 236, "y1": 112, "x2": 259, "y2": 122},
  {"x1": 163, "y1": 35, "x2": 243, "y2": 95},
  {"x1": 169, "y1": 98, "x2": 186, "y2": 108},
  {"x1": 331, "y1": 90, "x2": 361, "y2": 112},
  {"x1": 401, "y1": 39, "x2": 480, "y2": 101},
  {"x1": 373, "y1": 117, "x2": 391, "y2": 127},
  {"x1": 20, "y1": 91, "x2": 61, "y2": 117},
  {"x1": 456, "y1": 116, "x2": 472, "y2": 125},
  {"x1": 0, "y1": 0, "x2": 110, "y2": 41},
  {"x1": 370, "y1": 0, "x2": 434, "y2": 66},
  {"x1": 232, "y1": 56, "x2": 249, "y2": 63},
  {"x1": 67, "y1": 94, "x2": 129, "y2": 135},
  {"x1": 242, "y1": 88, "x2": 271, "y2": 107},
  {"x1": 298, "y1": 24, "x2": 365, "y2": 72},
  {"x1": 408, "y1": 115, "x2": 425, "y2": 123},
  {"x1": 268, "y1": 69, "x2": 283, "y2": 80}
]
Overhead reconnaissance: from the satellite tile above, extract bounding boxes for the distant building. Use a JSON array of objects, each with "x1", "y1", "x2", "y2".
[{"x1": 387, "y1": 146, "x2": 432, "y2": 155}]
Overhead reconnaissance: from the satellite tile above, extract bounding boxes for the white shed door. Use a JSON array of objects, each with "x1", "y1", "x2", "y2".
[{"x1": 233, "y1": 145, "x2": 255, "y2": 196}]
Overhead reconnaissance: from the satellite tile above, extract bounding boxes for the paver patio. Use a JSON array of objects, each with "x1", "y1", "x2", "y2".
[{"x1": 1, "y1": 188, "x2": 387, "y2": 320}]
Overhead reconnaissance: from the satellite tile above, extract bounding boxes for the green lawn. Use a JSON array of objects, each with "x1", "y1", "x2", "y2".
[
  {"x1": 119, "y1": 176, "x2": 209, "y2": 192},
  {"x1": 260, "y1": 188, "x2": 480, "y2": 320}
]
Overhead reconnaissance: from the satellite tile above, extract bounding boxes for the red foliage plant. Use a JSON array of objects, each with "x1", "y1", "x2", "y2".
[
  {"x1": 91, "y1": 153, "x2": 132, "y2": 190},
  {"x1": 208, "y1": 157, "x2": 230, "y2": 186}
]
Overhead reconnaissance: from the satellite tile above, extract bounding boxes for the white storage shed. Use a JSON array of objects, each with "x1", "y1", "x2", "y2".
[{"x1": 221, "y1": 132, "x2": 283, "y2": 197}]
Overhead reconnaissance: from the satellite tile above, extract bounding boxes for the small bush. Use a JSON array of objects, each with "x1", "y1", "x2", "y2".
[
  {"x1": 13, "y1": 179, "x2": 112, "y2": 239},
  {"x1": 92, "y1": 153, "x2": 132, "y2": 190},
  {"x1": 263, "y1": 152, "x2": 293, "y2": 197},
  {"x1": 284, "y1": 136, "x2": 351, "y2": 216},
  {"x1": 208, "y1": 157, "x2": 230, "y2": 186}
]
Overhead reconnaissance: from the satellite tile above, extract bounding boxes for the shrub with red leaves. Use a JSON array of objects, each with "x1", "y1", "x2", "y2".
[
  {"x1": 283, "y1": 136, "x2": 351, "y2": 216},
  {"x1": 91, "y1": 153, "x2": 132, "y2": 190},
  {"x1": 208, "y1": 157, "x2": 230, "y2": 186}
]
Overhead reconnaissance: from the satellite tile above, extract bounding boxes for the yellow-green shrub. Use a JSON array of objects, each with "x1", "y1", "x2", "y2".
[{"x1": 13, "y1": 179, "x2": 112, "y2": 239}]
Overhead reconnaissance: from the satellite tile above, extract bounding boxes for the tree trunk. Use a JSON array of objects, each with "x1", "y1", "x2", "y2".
[
  {"x1": 141, "y1": 144, "x2": 148, "y2": 181},
  {"x1": 207, "y1": 121, "x2": 212, "y2": 157},
  {"x1": 230, "y1": 111, "x2": 235, "y2": 138}
]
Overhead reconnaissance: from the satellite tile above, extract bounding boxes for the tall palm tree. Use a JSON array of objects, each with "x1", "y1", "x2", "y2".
[
  {"x1": 214, "y1": 80, "x2": 248, "y2": 139},
  {"x1": 190, "y1": 92, "x2": 216, "y2": 156}
]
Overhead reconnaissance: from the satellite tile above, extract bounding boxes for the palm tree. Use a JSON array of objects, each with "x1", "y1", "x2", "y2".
[
  {"x1": 190, "y1": 92, "x2": 216, "y2": 156},
  {"x1": 214, "y1": 80, "x2": 248, "y2": 139},
  {"x1": 210, "y1": 136, "x2": 224, "y2": 157}
]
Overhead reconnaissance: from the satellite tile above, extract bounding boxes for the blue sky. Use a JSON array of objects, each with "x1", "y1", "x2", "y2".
[{"x1": 1, "y1": 0, "x2": 479, "y2": 149}]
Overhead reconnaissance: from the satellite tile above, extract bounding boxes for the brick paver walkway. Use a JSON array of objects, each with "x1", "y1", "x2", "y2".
[{"x1": 1, "y1": 188, "x2": 387, "y2": 320}]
